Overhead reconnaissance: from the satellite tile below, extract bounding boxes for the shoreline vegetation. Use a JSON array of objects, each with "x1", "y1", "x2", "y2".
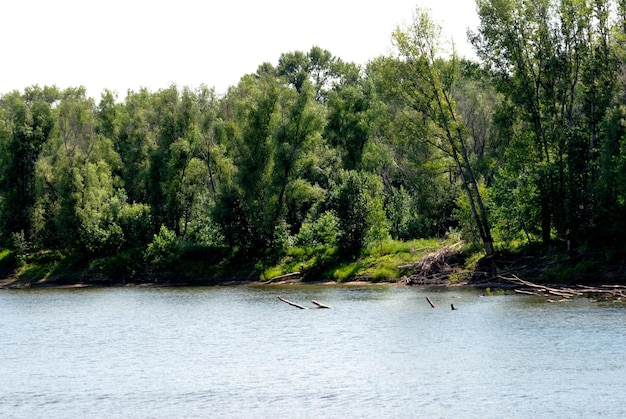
[{"x1": 2, "y1": 240, "x2": 624, "y2": 302}]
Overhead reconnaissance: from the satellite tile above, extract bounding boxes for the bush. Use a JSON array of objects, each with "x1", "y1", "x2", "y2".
[
  {"x1": 144, "y1": 225, "x2": 180, "y2": 267},
  {"x1": 295, "y1": 211, "x2": 339, "y2": 247},
  {"x1": 330, "y1": 170, "x2": 378, "y2": 254},
  {"x1": 118, "y1": 203, "x2": 152, "y2": 249},
  {"x1": 11, "y1": 231, "x2": 28, "y2": 265}
]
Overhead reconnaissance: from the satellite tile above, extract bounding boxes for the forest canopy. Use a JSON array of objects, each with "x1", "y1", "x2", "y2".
[{"x1": 2, "y1": 1, "x2": 626, "y2": 279}]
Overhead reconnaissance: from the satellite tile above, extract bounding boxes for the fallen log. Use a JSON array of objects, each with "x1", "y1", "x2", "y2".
[
  {"x1": 561, "y1": 287, "x2": 584, "y2": 296},
  {"x1": 502, "y1": 275, "x2": 626, "y2": 300},
  {"x1": 278, "y1": 296, "x2": 307, "y2": 309},
  {"x1": 514, "y1": 289, "x2": 538, "y2": 296},
  {"x1": 268, "y1": 271, "x2": 301, "y2": 282},
  {"x1": 311, "y1": 300, "x2": 332, "y2": 309},
  {"x1": 500, "y1": 275, "x2": 580, "y2": 298},
  {"x1": 278, "y1": 296, "x2": 332, "y2": 309}
]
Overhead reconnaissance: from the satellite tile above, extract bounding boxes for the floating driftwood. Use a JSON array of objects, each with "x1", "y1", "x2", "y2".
[{"x1": 278, "y1": 296, "x2": 331, "y2": 309}]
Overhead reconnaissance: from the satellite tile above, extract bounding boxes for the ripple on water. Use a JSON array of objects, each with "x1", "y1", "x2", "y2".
[{"x1": 0, "y1": 286, "x2": 625, "y2": 418}]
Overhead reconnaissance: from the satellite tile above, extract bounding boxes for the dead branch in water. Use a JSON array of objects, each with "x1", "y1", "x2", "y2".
[
  {"x1": 501, "y1": 275, "x2": 626, "y2": 301},
  {"x1": 311, "y1": 300, "x2": 332, "y2": 309},
  {"x1": 426, "y1": 297, "x2": 436, "y2": 308},
  {"x1": 277, "y1": 296, "x2": 307, "y2": 309},
  {"x1": 277, "y1": 296, "x2": 332, "y2": 309}
]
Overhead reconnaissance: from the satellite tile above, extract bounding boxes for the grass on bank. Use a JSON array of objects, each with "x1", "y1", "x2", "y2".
[
  {"x1": 3, "y1": 235, "x2": 623, "y2": 287},
  {"x1": 264, "y1": 238, "x2": 626, "y2": 285},
  {"x1": 0, "y1": 248, "x2": 85, "y2": 285},
  {"x1": 0, "y1": 237, "x2": 467, "y2": 286},
  {"x1": 262, "y1": 238, "x2": 452, "y2": 283}
]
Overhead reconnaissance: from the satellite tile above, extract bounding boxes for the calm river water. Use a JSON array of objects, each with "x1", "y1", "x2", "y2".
[{"x1": 0, "y1": 285, "x2": 624, "y2": 418}]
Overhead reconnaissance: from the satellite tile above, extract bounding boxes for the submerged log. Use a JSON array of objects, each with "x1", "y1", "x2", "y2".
[
  {"x1": 278, "y1": 296, "x2": 307, "y2": 309},
  {"x1": 277, "y1": 296, "x2": 332, "y2": 309},
  {"x1": 426, "y1": 297, "x2": 436, "y2": 308},
  {"x1": 311, "y1": 300, "x2": 332, "y2": 309}
]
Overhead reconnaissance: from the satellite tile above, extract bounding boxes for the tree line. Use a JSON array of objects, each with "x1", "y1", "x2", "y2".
[{"x1": 2, "y1": 1, "x2": 626, "y2": 273}]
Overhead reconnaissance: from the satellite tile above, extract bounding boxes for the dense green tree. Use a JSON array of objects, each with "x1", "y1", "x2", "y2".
[
  {"x1": 36, "y1": 89, "x2": 125, "y2": 254},
  {"x1": 472, "y1": 0, "x2": 623, "y2": 246},
  {"x1": 273, "y1": 81, "x2": 326, "y2": 229},
  {"x1": 215, "y1": 68, "x2": 327, "y2": 253},
  {"x1": 330, "y1": 170, "x2": 373, "y2": 254},
  {"x1": 0, "y1": 87, "x2": 57, "y2": 243},
  {"x1": 377, "y1": 8, "x2": 495, "y2": 255},
  {"x1": 277, "y1": 46, "x2": 342, "y2": 101},
  {"x1": 115, "y1": 88, "x2": 155, "y2": 204},
  {"x1": 325, "y1": 72, "x2": 374, "y2": 170}
]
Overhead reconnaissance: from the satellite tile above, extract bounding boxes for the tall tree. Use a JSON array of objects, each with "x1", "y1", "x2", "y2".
[
  {"x1": 115, "y1": 88, "x2": 155, "y2": 204},
  {"x1": 36, "y1": 88, "x2": 126, "y2": 254},
  {"x1": 379, "y1": 8, "x2": 495, "y2": 255},
  {"x1": 277, "y1": 46, "x2": 342, "y2": 102},
  {"x1": 471, "y1": 0, "x2": 621, "y2": 245},
  {"x1": 325, "y1": 66, "x2": 374, "y2": 170},
  {"x1": 0, "y1": 87, "x2": 56, "y2": 242}
]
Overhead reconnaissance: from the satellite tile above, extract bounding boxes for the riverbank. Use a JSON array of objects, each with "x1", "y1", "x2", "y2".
[{"x1": 1, "y1": 242, "x2": 625, "y2": 291}]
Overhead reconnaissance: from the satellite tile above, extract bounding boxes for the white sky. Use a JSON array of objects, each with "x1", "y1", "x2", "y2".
[{"x1": 1, "y1": 0, "x2": 479, "y2": 99}]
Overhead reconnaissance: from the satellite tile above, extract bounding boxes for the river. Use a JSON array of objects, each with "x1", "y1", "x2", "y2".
[{"x1": 0, "y1": 285, "x2": 624, "y2": 418}]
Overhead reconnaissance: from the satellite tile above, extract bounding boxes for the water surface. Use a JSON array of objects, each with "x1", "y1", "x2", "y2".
[{"x1": 0, "y1": 285, "x2": 624, "y2": 418}]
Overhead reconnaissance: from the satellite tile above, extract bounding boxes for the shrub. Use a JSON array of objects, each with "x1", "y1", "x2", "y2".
[
  {"x1": 295, "y1": 211, "x2": 339, "y2": 247},
  {"x1": 144, "y1": 225, "x2": 180, "y2": 267}
]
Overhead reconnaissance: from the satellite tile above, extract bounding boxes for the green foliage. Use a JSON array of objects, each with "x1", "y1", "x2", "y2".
[
  {"x1": 472, "y1": 0, "x2": 624, "y2": 246},
  {"x1": 325, "y1": 78, "x2": 374, "y2": 169},
  {"x1": 366, "y1": 197, "x2": 391, "y2": 253},
  {"x1": 370, "y1": 266, "x2": 396, "y2": 282},
  {"x1": 332, "y1": 261, "x2": 365, "y2": 282},
  {"x1": 117, "y1": 201, "x2": 152, "y2": 249},
  {"x1": 454, "y1": 183, "x2": 493, "y2": 245},
  {"x1": 98, "y1": 248, "x2": 144, "y2": 279},
  {"x1": 144, "y1": 225, "x2": 180, "y2": 267},
  {"x1": 10, "y1": 231, "x2": 29, "y2": 265},
  {"x1": 376, "y1": 6, "x2": 495, "y2": 255},
  {"x1": 0, "y1": 89, "x2": 55, "y2": 241},
  {"x1": 284, "y1": 178, "x2": 326, "y2": 234},
  {"x1": 491, "y1": 167, "x2": 542, "y2": 243},
  {"x1": 386, "y1": 186, "x2": 413, "y2": 240},
  {"x1": 330, "y1": 170, "x2": 374, "y2": 254},
  {"x1": 294, "y1": 211, "x2": 339, "y2": 247}
]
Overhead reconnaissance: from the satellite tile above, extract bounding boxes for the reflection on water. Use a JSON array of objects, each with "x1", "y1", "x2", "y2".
[{"x1": 0, "y1": 286, "x2": 624, "y2": 418}]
